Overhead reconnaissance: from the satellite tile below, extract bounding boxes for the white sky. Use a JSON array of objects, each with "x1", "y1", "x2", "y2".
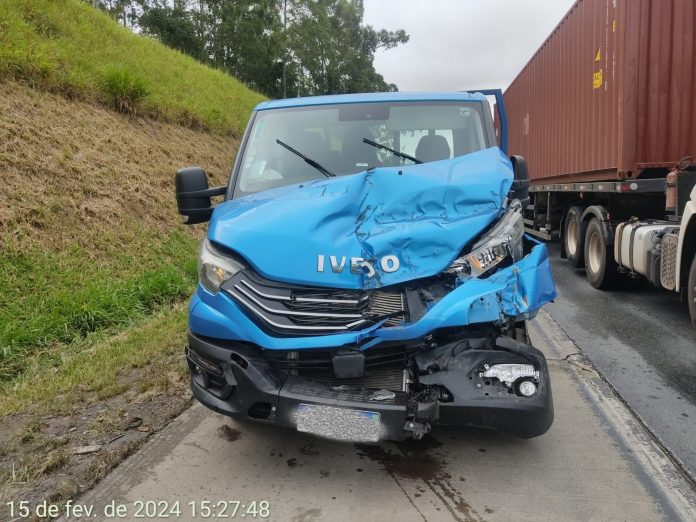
[{"x1": 363, "y1": 0, "x2": 576, "y2": 92}]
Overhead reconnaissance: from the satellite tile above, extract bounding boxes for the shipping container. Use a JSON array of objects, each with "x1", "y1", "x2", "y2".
[
  {"x1": 503, "y1": 0, "x2": 696, "y2": 324},
  {"x1": 504, "y1": 0, "x2": 696, "y2": 183}
]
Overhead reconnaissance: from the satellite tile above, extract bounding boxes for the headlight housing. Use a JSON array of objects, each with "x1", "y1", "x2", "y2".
[
  {"x1": 198, "y1": 238, "x2": 245, "y2": 293},
  {"x1": 447, "y1": 200, "x2": 524, "y2": 277}
]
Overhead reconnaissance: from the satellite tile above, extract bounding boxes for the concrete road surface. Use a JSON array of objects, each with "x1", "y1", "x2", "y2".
[
  {"x1": 546, "y1": 243, "x2": 696, "y2": 481},
  {"x1": 74, "y1": 311, "x2": 696, "y2": 522}
]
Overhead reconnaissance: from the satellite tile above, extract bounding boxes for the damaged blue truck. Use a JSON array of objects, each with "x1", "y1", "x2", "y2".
[{"x1": 175, "y1": 91, "x2": 557, "y2": 442}]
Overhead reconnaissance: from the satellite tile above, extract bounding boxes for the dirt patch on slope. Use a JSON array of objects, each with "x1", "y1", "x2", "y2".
[{"x1": 0, "y1": 81, "x2": 236, "y2": 251}]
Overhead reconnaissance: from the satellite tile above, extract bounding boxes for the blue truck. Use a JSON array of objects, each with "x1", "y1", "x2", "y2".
[{"x1": 174, "y1": 91, "x2": 557, "y2": 442}]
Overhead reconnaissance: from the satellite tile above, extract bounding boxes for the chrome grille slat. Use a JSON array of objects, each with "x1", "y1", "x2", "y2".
[
  {"x1": 228, "y1": 289, "x2": 366, "y2": 331},
  {"x1": 234, "y1": 283, "x2": 363, "y2": 319},
  {"x1": 224, "y1": 270, "x2": 408, "y2": 335}
]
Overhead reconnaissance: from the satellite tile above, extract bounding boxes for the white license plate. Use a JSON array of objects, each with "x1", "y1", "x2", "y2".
[{"x1": 295, "y1": 403, "x2": 382, "y2": 442}]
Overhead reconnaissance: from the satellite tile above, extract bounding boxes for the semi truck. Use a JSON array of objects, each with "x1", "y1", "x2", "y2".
[
  {"x1": 174, "y1": 91, "x2": 558, "y2": 442},
  {"x1": 501, "y1": 0, "x2": 696, "y2": 327}
]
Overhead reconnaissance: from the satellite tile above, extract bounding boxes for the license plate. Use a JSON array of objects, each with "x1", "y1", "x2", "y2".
[{"x1": 295, "y1": 403, "x2": 382, "y2": 442}]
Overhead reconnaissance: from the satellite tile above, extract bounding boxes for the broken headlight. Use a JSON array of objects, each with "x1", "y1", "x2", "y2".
[
  {"x1": 447, "y1": 200, "x2": 524, "y2": 277},
  {"x1": 198, "y1": 238, "x2": 245, "y2": 293}
]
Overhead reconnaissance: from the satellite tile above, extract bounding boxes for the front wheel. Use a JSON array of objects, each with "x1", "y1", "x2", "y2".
[
  {"x1": 584, "y1": 218, "x2": 617, "y2": 289},
  {"x1": 688, "y1": 254, "x2": 696, "y2": 328}
]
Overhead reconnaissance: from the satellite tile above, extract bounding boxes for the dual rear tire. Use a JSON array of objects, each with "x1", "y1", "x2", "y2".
[
  {"x1": 584, "y1": 218, "x2": 617, "y2": 289},
  {"x1": 564, "y1": 207, "x2": 616, "y2": 289}
]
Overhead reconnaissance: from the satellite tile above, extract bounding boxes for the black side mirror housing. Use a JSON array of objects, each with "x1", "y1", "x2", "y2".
[
  {"x1": 509, "y1": 155, "x2": 530, "y2": 208},
  {"x1": 175, "y1": 167, "x2": 226, "y2": 225}
]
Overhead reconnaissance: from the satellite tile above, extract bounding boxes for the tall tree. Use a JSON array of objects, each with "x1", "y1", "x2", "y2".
[
  {"x1": 288, "y1": 0, "x2": 407, "y2": 96},
  {"x1": 139, "y1": 6, "x2": 207, "y2": 60},
  {"x1": 204, "y1": 0, "x2": 283, "y2": 96}
]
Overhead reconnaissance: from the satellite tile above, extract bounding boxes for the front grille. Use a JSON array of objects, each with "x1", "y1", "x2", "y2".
[
  {"x1": 264, "y1": 345, "x2": 419, "y2": 391},
  {"x1": 223, "y1": 270, "x2": 408, "y2": 335},
  {"x1": 283, "y1": 380, "x2": 407, "y2": 404}
]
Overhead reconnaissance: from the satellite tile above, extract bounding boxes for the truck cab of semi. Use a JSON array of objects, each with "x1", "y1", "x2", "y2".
[{"x1": 174, "y1": 91, "x2": 557, "y2": 442}]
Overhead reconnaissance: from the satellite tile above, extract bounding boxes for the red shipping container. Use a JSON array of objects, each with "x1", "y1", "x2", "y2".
[{"x1": 503, "y1": 0, "x2": 696, "y2": 183}]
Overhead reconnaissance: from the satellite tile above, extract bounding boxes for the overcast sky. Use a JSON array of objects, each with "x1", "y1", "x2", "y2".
[{"x1": 363, "y1": 0, "x2": 576, "y2": 92}]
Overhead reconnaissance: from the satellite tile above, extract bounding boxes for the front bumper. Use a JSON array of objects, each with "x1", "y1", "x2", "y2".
[{"x1": 186, "y1": 330, "x2": 554, "y2": 440}]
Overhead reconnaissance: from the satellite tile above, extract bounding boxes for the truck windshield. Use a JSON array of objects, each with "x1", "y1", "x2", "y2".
[{"x1": 233, "y1": 101, "x2": 490, "y2": 196}]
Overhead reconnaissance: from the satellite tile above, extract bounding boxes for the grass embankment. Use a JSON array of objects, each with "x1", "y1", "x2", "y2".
[
  {"x1": 0, "y1": 0, "x2": 264, "y2": 134},
  {"x1": 0, "y1": 1, "x2": 265, "y2": 505},
  {"x1": 0, "y1": 82, "x2": 235, "y2": 387}
]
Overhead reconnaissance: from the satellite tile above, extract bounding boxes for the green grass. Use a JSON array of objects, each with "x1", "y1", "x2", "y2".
[
  {"x1": 0, "y1": 306, "x2": 189, "y2": 416},
  {"x1": 0, "y1": 0, "x2": 265, "y2": 134},
  {"x1": 0, "y1": 229, "x2": 199, "y2": 382}
]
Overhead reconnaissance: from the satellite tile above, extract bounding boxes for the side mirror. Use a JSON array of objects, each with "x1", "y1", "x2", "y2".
[
  {"x1": 175, "y1": 167, "x2": 226, "y2": 225},
  {"x1": 509, "y1": 155, "x2": 530, "y2": 207}
]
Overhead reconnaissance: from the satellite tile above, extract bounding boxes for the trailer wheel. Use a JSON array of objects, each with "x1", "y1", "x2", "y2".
[
  {"x1": 688, "y1": 254, "x2": 696, "y2": 328},
  {"x1": 584, "y1": 218, "x2": 617, "y2": 289},
  {"x1": 564, "y1": 206, "x2": 586, "y2": 267}
]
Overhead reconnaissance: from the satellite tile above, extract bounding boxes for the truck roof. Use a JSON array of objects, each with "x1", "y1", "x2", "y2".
[{"x1": 255, "y1": 91, "x2": 488, "y2": 111}]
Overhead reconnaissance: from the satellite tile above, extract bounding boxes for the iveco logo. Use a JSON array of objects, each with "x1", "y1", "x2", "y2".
[{"x1": 317, "y1": 255, "x2": 400, "y2": 277}]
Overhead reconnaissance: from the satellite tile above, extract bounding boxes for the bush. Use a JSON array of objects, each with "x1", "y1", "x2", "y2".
[{"x1": 102, "y1": 66, "x2": 149, "y2": 114}]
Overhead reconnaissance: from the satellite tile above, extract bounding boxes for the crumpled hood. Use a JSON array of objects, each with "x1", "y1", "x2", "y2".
[{"x1": 209, "y1": 147, "x2": 513, "y2": 289}]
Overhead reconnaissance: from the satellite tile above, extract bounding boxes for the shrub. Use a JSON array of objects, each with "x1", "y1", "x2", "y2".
[{"x1": 102, "y1": 66, "x2": 149, "y2": 114}]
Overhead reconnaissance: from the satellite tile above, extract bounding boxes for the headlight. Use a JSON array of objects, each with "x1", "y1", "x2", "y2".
[
  {"x1": 447, "y1": 199, "x2": 524, "y2": 277},
  {"x1": 198, "y1": 238, "x2": 245, "y2": 293}
]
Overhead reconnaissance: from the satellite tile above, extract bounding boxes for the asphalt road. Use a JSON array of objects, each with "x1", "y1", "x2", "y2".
[{"x1": 545, "y1": 243, "x2": 696, "y2": 480}]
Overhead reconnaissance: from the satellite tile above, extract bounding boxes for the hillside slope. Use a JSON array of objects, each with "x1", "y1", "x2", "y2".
[
  {"x1": 0, "y1": 82, "x2": 234, "y2": 380},
  {"x1": 0, "y1": 0, "x2": 266, "y2": 507},
  {"x1": 0, "y1": 0, "x2": 264, "y2": 134},
  {"x1": 0, "y1": 80, "x2": 238, "y2": 509}
]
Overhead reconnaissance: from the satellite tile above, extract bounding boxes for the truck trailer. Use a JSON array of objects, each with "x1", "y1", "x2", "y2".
[{"x1": 502, "y1": 0, "x2": 696, "y2": 326}]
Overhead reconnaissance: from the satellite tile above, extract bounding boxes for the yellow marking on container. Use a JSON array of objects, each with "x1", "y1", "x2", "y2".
[
  {"x1": 612, "y1": 20, "x2": 616, "y2": 32},
  {"x1": 595, "y1": 48, "x2": 601, "y2": 62},
  {"x1": 593, "y1": 69, "x2": 603, "y2": 89}
]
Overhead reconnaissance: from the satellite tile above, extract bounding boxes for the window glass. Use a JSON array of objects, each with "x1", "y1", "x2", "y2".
[{"x1": 234, "y1": 101, "x2": 489, "y2": 196}]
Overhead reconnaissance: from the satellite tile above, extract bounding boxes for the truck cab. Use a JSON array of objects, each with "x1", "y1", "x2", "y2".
[{"x1": 174, "y1": 92, "x2": 557, "y2": 442}]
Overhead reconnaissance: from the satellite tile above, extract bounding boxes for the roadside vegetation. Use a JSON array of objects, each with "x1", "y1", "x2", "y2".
[
  {"x1": 95, "y1": 0, "x2": 409, "y2": 98},
  {"x1": 0, "y1": 0, "x2": 264, "y2": 134},
  {"x1": 0, "y1": 8, "x2": 244, "y2": 503},
  {"x1": 0, "y1": 83, "x2": 236, "y2": 383}
]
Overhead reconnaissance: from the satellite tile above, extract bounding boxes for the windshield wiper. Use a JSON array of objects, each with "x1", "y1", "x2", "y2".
[
  {"x1": 275, "y1": 139, "x2": 335, "y2": 178},
  {"x1": 362, "y1": 138, "x2": 422, "y2": 164}
]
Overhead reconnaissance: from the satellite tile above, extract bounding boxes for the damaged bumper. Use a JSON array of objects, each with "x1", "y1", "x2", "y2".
[{"x1": 186, "y1": 329, "x2": 553, "y2": 441}]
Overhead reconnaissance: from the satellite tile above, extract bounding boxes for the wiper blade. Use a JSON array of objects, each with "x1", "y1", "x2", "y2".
[
  {"x1": 275, "y1": 139, "x2": 335, "y2": 178},
  {"x1": 362, "y1": 138, "x2": 422, "y2": 164}
]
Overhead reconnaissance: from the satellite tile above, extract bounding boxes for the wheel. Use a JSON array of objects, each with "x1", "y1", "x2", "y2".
[
  {"x1": 688, "y1": 254, "x2": 696, "y2": 328},
  {"x1": 564, "y1": 206, "x2": 586, "y2": 268},
  {"x1": 584, "y1": 218, "x2": 617, "y2": 289}
]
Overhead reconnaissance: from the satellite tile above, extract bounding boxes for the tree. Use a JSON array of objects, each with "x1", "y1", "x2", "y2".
[
  {"x1": 288, "y1": 0, "x2": 408, "y2": 96},
  {"x1": 139, "y1": 6, "x2": 207, "y2": 60},
  {"x1": 204, "y1": 0, "x2": 284, "y2": 96}
]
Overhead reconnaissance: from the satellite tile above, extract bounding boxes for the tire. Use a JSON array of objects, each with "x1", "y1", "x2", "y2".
[
  {"x1": 688, "y1": 254, "x2": 696, "y2": 329},
  {"x1": 564, "y1": 206, "x2": 586, "y2": 268},
  {"x1": 584, "y1": 218, "x2": 618, "y2": 289}
]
